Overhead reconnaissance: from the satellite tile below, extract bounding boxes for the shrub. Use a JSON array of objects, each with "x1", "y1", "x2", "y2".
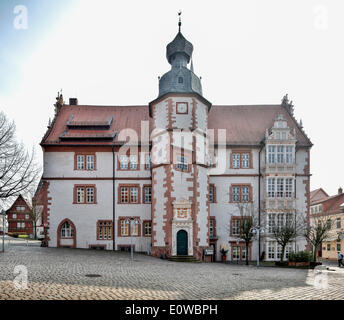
[{"x1": 288, "y1": 251, "x2": 312, "y2": 262}]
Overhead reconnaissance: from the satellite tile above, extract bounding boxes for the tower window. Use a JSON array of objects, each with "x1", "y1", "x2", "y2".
[{"x1": 178, "y1": 77, "x2": 183, "y2": 84}]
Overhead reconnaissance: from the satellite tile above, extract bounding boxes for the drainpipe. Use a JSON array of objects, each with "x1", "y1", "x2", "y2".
[
  {"x1": 258, "y1": 141, "x2": 265, "y2": 260},
  {"x1": 112, "y1": 145, "x2": 116, "y2": 251}
]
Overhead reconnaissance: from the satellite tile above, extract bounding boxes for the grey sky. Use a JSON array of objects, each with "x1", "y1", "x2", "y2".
[{"x1": 0, "y1": 0, "x2": 343, "y2": 195}]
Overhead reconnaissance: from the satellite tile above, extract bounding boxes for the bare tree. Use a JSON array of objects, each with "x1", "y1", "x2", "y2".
[
  {"x1": 232, "y1": 203, "x2": 258, "y2": 266},
  {"x1": 270, "y1": 212, "x2": 304, "y2": 262},
  {"x1": 28, "y1": 195, "x2": 42, "y2": 239},
  {"x1": 305, "y1": 214, "x2": 333, "y2": 262},
  {"x1": 0, "y1": 111, "x2": 40, "y2": 207}
]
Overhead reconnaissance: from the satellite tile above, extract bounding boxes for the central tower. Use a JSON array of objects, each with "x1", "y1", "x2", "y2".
[{"x1": 149, "y1": 15, "x2": 212, "y2": 260}]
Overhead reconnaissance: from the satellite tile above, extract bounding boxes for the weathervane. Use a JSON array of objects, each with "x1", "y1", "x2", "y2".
[{"x1": 178, "y1": 10, "x2": 182, "y2": 32}]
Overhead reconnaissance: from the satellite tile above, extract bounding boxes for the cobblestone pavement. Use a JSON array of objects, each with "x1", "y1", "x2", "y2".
[{"x1": 0, "y1": 246, "x2": 343, "y2": 300}]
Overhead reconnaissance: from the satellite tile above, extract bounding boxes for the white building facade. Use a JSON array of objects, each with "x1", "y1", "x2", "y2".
[{"x1": 38, "y1": 22, "x2": 312, "y2": 262}]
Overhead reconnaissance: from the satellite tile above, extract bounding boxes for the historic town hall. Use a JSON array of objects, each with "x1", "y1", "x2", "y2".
[{"x1": 37, "y1": 19, "x2": 312, "y2": 262}]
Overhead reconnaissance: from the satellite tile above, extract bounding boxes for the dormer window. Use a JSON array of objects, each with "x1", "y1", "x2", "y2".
[{"x1": 178, "y1": 77, "x2": 183, "y2": 84}]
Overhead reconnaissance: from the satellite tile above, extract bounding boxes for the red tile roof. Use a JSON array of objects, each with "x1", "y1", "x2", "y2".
[
  {"x1": 41, "y1": 104, "x2": 312, "y2": 147},
  {"x1": 310, "y1": 188, "x2": 329, "y2": 204}
]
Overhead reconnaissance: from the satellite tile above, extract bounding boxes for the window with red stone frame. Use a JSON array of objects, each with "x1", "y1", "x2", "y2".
[
  {"x1": 142, "y1": 220, "x2": 152, "y2": 237},
  {"x1": 117, "y1": 150, "x2": 140, "y2": 171},
  {"x1": 209, "y1": 217, "x2": 216, "y2": 238},
  {"x1": 230, "y1": 216, "x2": 251, "y2": 237},
  {"x1": 143, "y1": 185, "x2": 152, "y2": 204},
  {"x1": 209, "y1": 184, "x2": 216, "y2": 203},
  {"x1": 97, "y1": 220, "x2": 113, "y2": 240},
  {"x1": 230, "y1": 150, "x2": 253, "y2": 169},
  {"x1": 118, "y1": 217, "x2": 141, "y2": 237},
  {"x1": 73, "y1": 185, "x2": 97, "y2": 204},
  {"x1": 118, "y1": 185, "x2": 140, "y2": 204},
  {"x1": 74, "y1": 153, "x2": 96, "y2": 171},
  {"x1": 230, "y1": 185, "x2": 252, "y2": 203}
]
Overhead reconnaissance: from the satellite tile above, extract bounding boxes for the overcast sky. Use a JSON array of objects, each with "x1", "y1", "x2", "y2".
[{"x1": 0, "y1": 0, "x2": 343, "y2": 195}]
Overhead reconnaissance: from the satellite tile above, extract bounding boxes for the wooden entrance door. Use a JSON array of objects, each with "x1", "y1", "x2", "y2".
[{"x1": 177, "y1": 230, "x2": 188, "y2": 256}]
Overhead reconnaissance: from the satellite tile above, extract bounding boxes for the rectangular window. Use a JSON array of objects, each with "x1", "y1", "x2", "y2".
[
  {"x1": 286, "y1": 213, "x2": 294, "y2": 227},
  {"x1": 209, "y1": 185, "x2": 215, "y2": 203},
  {"x1": 119, "y1": 185, "x2": 140, "y2": 204},
  {"x1": 232, "y1": 187, "x2": 240, "y2": 202},
  {"x1": 285, "y1": 178, "x2": 293, "y2": 198},
  {"x1": 241, "y1": 246, "x2": 247, "y2": 260},
  {"x1": 232, "y1": 153, "x2": 240, "y2": 169},
  {"x1": 120, "y1": 155, "x2": 128, "y2": 170},
  {"x1": 242, "y1": 186, "x2": 249, "y2": 202},
  {"x1": 17, "y1": 222, "x2": 21, "y2": 228},
  {"x1": 130, "y1": 187, "x2": 139, "y2": 203},
  {"x1": 129, "y1": 155, "x2": 138, "y2": 170},
  {"x1": 77, "y1": 187, "x2": 85, "y2": 203},
  {"x1": 268, "y1": 178, "x2": 275, "y2": 198},
  {"x1": 120, "y1": 187, "x2": 129, "y2": 203},
  {"x1": 286, "y1": 146, "x2": 293, "y2": 164},
  {"x1": 209, "y1": 218, "x2": 216, "y2": 237},
  {"x1": 336, "y1": 218, "x2": 341, "y2": 229},
  {"x1": 241, "y1": 153, "x2": 250, "y2": 168},
  {"x1": 13, "y1": 214, "x2": 17, "y2": 219},
  {"x1": 25, "y1": 214, "x2": 29, "y2": 220},
  {"x1": 86, "y1": 155, "x2": 95, "y2": 170},
  {"x1": 277, "y1": 245, "x2": 282, "y2": 260},
  {"x1": 232, "y1": 246, "x2": 240, "y2": 260},
  {"x1": 268, "y1": 214, "x2": 275, "y2": 233},
  {"x1": 120, "y1": 219, "x2": 129, "y2": 236},
  {"x1": 145, "y1": 154, "x2": 152, "y2": 170},
  {"x1": 327, "y1": 219, "x2": 332, "y2": 229},
  {"x1": 132, "y1": 221, "x2": 139, "y2": 236},
  {"x1": 277, "y1": 213, "x2": 284, "y2": 231},
  {"x1": 232, "y1": 219, "x2": 240, "y2": 236},
  {"x1": 277, "y1": 178, "x2": 284, "y2": 198},
  {"x1": 76, "y1": 154, "x2": 96, "y2": 171},
  {"x1": 285, "y1": 244, "x2": 293, "y2": 259},
  {"x1": 267, "y1": 146, "x2": 275, "y2": 164},
  {"x1": 98, "y1": 221, "x2": 113, "y2": 240},
  {"x1": 144, "y1": 186, "x2": 152, "y2": 204},
  {"x1": 176, "y1": 156, "x2": 188, "y2": 171},
  {"x1": 337, "y1": 243, "x2": 341, "y2": 251},
  {"x1": 86, "y1": 187, "x2": 95, "y2": 203},
  {"x1": 75, "y1": 185, "x2": 96, "y2": 204},
  {"x1": 277, "y1": 146, "x2": 284, "y2": 164},
  {"x1": 77, "y1": 155, "x2": 85, "y2": 170},
  {"x1": 144, "y1": 221, "x2": 152, "y2": 236},
  {"x1": 327, "y1": 243, "x2": 331, "y2": 251},
  {"x1": 268, "y1": 241, "x2": 275, "y2": 259}
]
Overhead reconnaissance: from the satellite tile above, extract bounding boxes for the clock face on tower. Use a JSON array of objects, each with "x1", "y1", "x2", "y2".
[{"x1": 176, "y1": 102, "x2": 188, "y2": 114}]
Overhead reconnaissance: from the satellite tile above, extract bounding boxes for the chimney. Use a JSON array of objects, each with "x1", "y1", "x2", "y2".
[
  {"x1": 69, "y1": 98, "x2": 78, "y2": 105},
  {"x1": 339, "y1": 187, "x2": 343, "y2": 195}
]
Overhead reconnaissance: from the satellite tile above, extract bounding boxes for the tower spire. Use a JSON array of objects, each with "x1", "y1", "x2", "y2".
[{"x1": 178, "y1": 11, "x2": 182, "y2": 32}]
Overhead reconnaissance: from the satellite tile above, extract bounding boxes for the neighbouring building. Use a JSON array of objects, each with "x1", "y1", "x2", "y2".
[
  {"x1": 37, "y1": 19, "x2": 312, "y2": 261},
  {"x1": 0, "y1": 213, "x2": 7, "y2": 235},
  {"x1": 310, "y1": 187, "x2": 344, "y2": 261},
  {"x1": 6, "y1": 195, "x2": 33, "y2": 237}
]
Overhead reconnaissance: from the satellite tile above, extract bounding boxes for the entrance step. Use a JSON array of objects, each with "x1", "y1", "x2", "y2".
[{"x1": 168, "y1": 255, "x2": 200, "y2": 263}]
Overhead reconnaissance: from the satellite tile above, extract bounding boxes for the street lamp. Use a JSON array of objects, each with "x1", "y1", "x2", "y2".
[
  {"x1": 251, "y1": 226, "x2": 265, "y2": 267},
  {"x1": 126, "y1": 217, "x2": 140, "y2": 261}
]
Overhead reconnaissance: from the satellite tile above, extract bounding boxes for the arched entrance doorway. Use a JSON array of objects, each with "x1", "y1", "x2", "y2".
[
  {"x1": 57, "y1": 219, "x2": 76, "y2": 248},
  {"x1": 177, "y1": 230, "x2": 188, "y2": 256}
]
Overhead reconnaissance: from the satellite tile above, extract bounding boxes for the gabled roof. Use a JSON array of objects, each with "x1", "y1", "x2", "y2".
[
  {"x1": 41, "y1": 104, "x2": 312, "y2": 147},
  {"x1": 6, "y1": 195, "x2": 32, "y2": 213},
  {"x1": 310, "y1": 188, "x2": 329, "y2": 204}
]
